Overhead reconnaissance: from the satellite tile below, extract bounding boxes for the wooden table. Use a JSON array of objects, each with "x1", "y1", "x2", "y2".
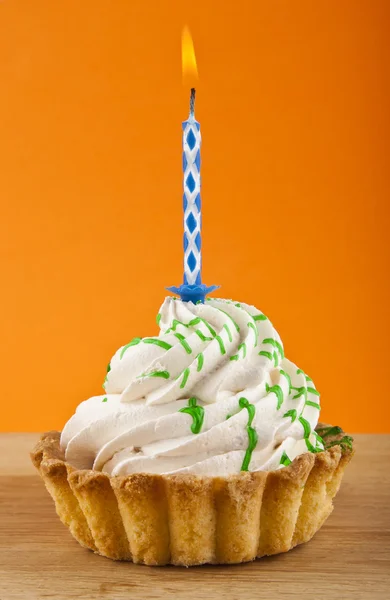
[{"x1": 0, "y1": 434, "x2": 389, "y2": 600}]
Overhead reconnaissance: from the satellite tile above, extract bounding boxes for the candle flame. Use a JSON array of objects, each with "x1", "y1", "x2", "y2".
[{"x1": 182, "y1": 26, "x2": 198, "y2": 83}]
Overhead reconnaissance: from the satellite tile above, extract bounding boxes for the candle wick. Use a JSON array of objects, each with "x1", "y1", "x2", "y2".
[{"x1": 190, "y1": 88, "x2": 196, "y2": 117}]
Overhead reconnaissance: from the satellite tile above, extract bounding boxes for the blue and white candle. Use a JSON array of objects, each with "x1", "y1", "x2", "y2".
[
  {"x1": 168, "y1": 88, "x2": 218, "y2": 304},
  {"x1": 183, "y1": 88, "x2": 201, "y2": 286}
]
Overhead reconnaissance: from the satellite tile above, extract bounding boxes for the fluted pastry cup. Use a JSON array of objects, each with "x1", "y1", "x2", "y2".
[{"x1": 31, "y1": 423, "x2": 353, "y2": 566}]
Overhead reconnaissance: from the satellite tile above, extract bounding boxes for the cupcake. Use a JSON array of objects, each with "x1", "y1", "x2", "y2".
[{"x1": 31, "y1": 296, "x2": 354, "y2": 565}]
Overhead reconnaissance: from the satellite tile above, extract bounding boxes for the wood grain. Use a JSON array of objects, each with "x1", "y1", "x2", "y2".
[{"x1": 0, "y1": 434, "x2": 389, "y2": 600}]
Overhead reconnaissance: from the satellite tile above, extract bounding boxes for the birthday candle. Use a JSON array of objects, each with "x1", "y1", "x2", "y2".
[
  {"x1": 183, "y1": 88, "x2": 201, "y2": 286},
  {"x1": 167, "y1": 30, "x2": 218, "y2": 304}
]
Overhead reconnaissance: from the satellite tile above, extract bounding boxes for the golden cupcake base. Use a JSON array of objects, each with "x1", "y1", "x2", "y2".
[{"x1": 30, "y1": 425, "x2": 354, "y2": 566}]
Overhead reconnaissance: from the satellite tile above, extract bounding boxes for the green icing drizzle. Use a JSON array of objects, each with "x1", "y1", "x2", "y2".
[
  {"x1": 316, "y1": 425, "x2": 343, "y2": 438},
  {"x1": 188, "y1": 317, "x2": 201, "y2": 327},
  {"x1": 262, "y1": 338, "x2": 284, "y2": 358},
  {"x1": 165, "y1": 317, "x2": 216, "y2": 334},
  {"x1": 165, "y1": 318, "x2": 207, "y2": 334},
  {"x1": 106, "y1": 363, "x2": 111, "y2": 373},
  {"x1": 231, "y1": 341, "x2": 247, "y2": 361},
  {"x1": 292, "y1": 386, "x2": 307, "y2": 400},
  {"x1": 307, "y1": 387, "x2": 320, "y2": 396},
  {"x1": 314, "y1": 427, "x2": 352, "y2": 452},
  {"x1": 180, "y1": 368, "x2": 190, "y2": 389},
  {"x1": 165, "y1": 319, "x2": 187, "y2": 333},
  {"x1": 305, "y1": 400, "x2": 320, "y2": 409},
  {"x1": 327, "y1": 435, "x2": 353, "y2": 451},
  {"x1": 280, "y1": 370, "x2": 292, "y2": 394},
  {"x1": 280, "y1": 451, "x2": 292, "y2": 466},
  {"x1": 300, "y1": 420, "x2": 323, "y2": 454},
  {"x1": 258, "y1": 350, "x2": 273, "y2": 361},
  {"x1": 238, "y1": 397, "x2": 258, "y2": 471},
  {"x1": 216, "y1": 309, "x2": 240, "y2": 332},
  {"x1": 226, "y1": 413, "x2": 232, "y2": 420},
  {"x1": 247, "y1": 321, "x2": 258, "y2": 346},
  {"x1": 199, "y1": 318, "x2": 217, "y2": 337},
  {"x1": 238, "y1": 342, "x2": 247, "y2": 358},
  {"x1": 265, "y1": 383, "x2": 284, "y2": 410},
  {"x1": 196, "y1": 352, "x2": 204, "y2": 372},
  {"x1": 138, "y1": 370, "x2": 170, "y2": 379},
  {"x1": 295, "y1": 370, "x2": 316, "y2": 389},
  {"x1": 174, "y1": 333, "x2": 192, "y2": 354},
  {"x1": 283, "y1": 408, "x2": 297, "y2": 422},
  {"x1": 179, "y1": 397, "x2": 204, "y2": 434},
  {"x1": 215, "y1": 335, "x2": 226, "y2": 355},
  {"x1": 253, "y1": 314, "x2": 268, "y2": 321},
  {"x1": 298, "y1": 416, "x2": 311, "y2": 438},
  {"x1": 102, "y1": 397, "x2": 108, "y2": 402},
  {"x1": 273, "y1": 351, "x2": 279, "y2": 367},
  {"x1": 143, "y1": 338, "x2": 173, "y2": 351},
  {"x1": 305, "y1": 438, "x2": 320, "y2": 453},
  {"x1": 313, "y1": 431, "x2": 324, "y2": 447},
  {"x1": 156, "y1": 313, "x2": 161, "y2": 326},
  {"x1": 195, "y1": 330, "x2": 213, "y2": 342},
  {"x1": 120, "y1": 337, "x2": 142, "y2": 359},
  {"x1": 223, "y1": 324, "x2": 233, "y2": 342}
]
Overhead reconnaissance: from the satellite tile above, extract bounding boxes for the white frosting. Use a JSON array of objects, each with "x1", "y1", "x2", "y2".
[{"x1": 61, "y1": 297, "x2": 323, "y2": 476}]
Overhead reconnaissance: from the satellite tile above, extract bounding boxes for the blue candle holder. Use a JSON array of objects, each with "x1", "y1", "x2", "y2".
[{"x1": 167, "y1": 282, "x2": 219, "y2": 304}]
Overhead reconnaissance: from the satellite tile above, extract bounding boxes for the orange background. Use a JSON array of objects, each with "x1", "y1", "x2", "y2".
[{"x1": 0, "y1": 0, "x2": 389, "y2": 433}]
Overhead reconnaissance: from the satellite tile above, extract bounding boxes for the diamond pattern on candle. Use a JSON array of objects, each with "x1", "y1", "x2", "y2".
[
  {"x1": 186, "y1": 172, "x2": 196, "y2": 193},
  {"x1": 187, "y1": 251, "x2": 197, "y2": 272},
  {"x1": 186, "y1": 129, "x2": 196, "y2": 150},
  {"x1": 183, "y1": 118, "x2": 202, "y2": 286},
  {"x1": 186, "y1": 213, "x2": 197, "y2": 233}
]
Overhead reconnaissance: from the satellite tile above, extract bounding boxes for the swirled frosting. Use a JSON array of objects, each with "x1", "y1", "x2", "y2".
[{"x1": 61, "y1": 297, "x2": 323, "y2": 476}]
